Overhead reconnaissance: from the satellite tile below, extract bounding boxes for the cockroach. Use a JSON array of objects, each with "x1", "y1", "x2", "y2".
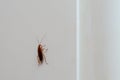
[
  {"x1": 37, "y1": 44, "x2": 48, "y2": 65},
  {"x1": 37, "y1": 35, "x2": 48, "y2": 65}
]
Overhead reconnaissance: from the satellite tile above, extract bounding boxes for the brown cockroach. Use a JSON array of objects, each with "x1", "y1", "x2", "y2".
[{"x1": 37, "y1": 35, "x2": 48, "y2": 65}]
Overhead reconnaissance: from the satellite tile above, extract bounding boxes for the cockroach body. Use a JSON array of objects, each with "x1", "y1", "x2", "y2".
[{"x1": 37, "y1": 37, "x2": 48, "y2": 65}]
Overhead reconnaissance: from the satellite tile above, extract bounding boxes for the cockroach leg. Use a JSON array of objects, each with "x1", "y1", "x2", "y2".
[
  {"x1": 42, "y1": 48, "x2": 48, "y2": 53},
  {"x1": 44, "y1": 48, "x2": 48, "y2": 53},
  {"x1": 43, "y1": 54, "x2": 48, "y2": 64},
  {"x1": 42, "y1": 45, "x2": 46, "y2": 47}
]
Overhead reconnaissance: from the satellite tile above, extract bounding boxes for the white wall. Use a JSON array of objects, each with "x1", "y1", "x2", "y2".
[
  {"x1": 80, "y1": 0, "x2": 120, "y2": 80},
  {"x1": 0, "y1": 0, "x2": 76, "y2": 80}
]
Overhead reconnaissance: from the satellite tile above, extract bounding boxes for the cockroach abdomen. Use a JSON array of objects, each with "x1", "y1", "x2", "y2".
[{"x1": 37, "y1": 45, "x2": 44, "y2": 64}]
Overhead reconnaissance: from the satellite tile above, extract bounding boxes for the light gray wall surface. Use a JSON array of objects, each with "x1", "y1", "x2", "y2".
[{"x1": 0, "y1": 0, "x2": 76, "y2": 80}]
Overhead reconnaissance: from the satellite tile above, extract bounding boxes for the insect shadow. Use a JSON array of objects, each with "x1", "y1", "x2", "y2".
[{"x1": 37, "y1": 35, "x2": 48, "y2": 65}]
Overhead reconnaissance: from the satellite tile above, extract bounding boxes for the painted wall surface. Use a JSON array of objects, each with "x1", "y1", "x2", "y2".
[
  {"x1": 0, "y1": 0, "x2": 76, "y2": 80},
  {"x1": 80, "y1": 0, "x2": 120, "y2": 80}
]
